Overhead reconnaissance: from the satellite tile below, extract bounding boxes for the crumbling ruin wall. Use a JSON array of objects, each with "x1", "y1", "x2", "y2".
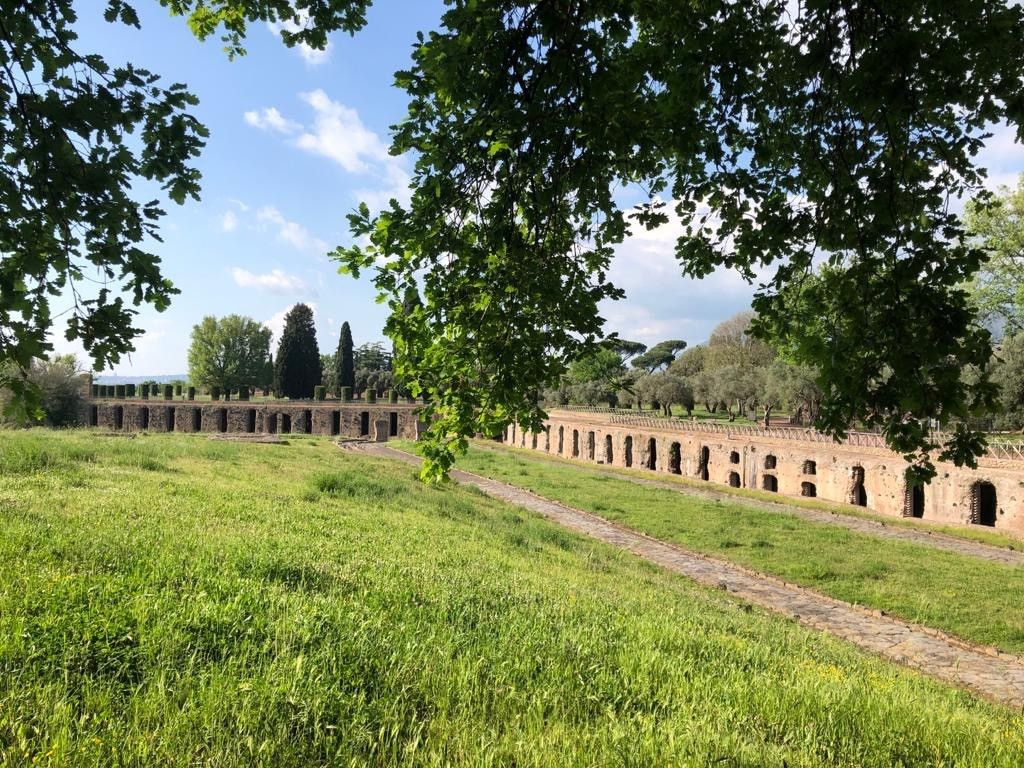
[
  {"x1": 507, "y1": 412, "x2": 1024, "y2": 535},
  {"x1": 86, "y1": 399, "x2": 421, "y2": 441}
]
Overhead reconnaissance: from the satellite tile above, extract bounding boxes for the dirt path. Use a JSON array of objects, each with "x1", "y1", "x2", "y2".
[
  {"x1": 479, "y1": 443, "x2": 1024, "y2": 568},
  {"x1": 346, "y1": 442, "x2": 1024, "y2": 709}
]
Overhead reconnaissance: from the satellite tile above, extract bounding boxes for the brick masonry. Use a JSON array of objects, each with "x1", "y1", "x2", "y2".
[
  {"x1": 84, "y1": 398, "x2": 422, "y2": 441},
  {"x1": 506, "y1": 410, "x2": 1024, "y2": 535}
]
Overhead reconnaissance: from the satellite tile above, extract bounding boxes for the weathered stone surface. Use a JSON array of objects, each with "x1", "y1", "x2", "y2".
[
  {"x1": 85, "y1": 399, "x2": 421, "y2": 441},
  {"x1": 508, "y1": 411, "x2": 1024, "y2": 535}
]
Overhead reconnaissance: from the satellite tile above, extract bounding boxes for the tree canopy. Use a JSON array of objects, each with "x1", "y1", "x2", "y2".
[
  {"x1": 273, "y1": 304, "x2": 321, "y2": 399},
  {"x1": 334, "y1": 0, "x2": 1024, "y2": 480},
  {"x1": 965, "y1": 175, "x2": 1024, "y2": 338},
  {"x1": 6, "y1": 1, "x2": 1024, "y2": 481},
  {"x1": 187, "y1": 315, "x2": 271, "y2": 396},
  {"x1": 0, "y1": 0, "x2": 366, "y2": 417}
]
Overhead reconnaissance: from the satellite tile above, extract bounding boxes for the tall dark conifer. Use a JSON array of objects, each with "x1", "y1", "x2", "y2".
[
  {"x1": 334, "y1": 321, "x2": 355, "y2": 395},
  {"x1": 273, "y1": 304, "x2": 322, "y2": 399}
]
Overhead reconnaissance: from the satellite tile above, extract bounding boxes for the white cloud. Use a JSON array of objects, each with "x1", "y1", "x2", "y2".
[
  {"x1": 231, "y1": 267, "x2": 310, "y2": 295},
  {"x1": 295, "y1": 89, "x2": 392, "y2": 173},
  {"x1": 266, "y1": 12, "x2": 331, "y2": 66},
  {"x1": 221, "y1": 210, "x2": 239, "y2": 232},
  {"x1": 256, "y1": 206, "x2": 328, "y2": 255},
  {"x1": 976, "y1": 122, "x2": 1024, "y2": 191},
  {"x1": 264, "y1": 302, "x2": 318, "y2": 344},
  {"x1": 244, "y1": 90, "x2": 411, "y2": 212},
  {"x1": 244, "y1": 107, "x2": 301, "y2": 134}
]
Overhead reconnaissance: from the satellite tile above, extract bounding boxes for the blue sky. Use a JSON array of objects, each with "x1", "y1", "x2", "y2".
[{"x1": 52, "y1": 2, "x2": 1024, "y2": 376}]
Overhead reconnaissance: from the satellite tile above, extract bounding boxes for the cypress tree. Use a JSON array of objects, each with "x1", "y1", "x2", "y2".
[
  {"x1": 335, "y1": 321, "x2": 355, "y2": 396},
  {"x1": 273, "y1": 303, "x2": 322, "y2": 399}
]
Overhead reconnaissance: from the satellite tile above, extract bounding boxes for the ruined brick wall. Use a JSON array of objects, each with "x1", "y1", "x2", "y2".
[
  {"x1": 86, "y1": 399, "x2": 421, "y2": 441},
  {"x1": 507, "y1": 411, "x2": 1024, "y2": 535}
]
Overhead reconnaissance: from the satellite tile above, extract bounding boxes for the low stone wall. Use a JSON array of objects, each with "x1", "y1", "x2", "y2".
[
  {"x1": 83, "y1": 399, "x2": 421, "y2": 441},
  {"x1": 505, "y1": 411, "x2": 1024, "y2": 535}
]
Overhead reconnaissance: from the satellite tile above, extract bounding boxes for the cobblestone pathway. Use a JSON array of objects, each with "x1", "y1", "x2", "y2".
[
  {"x1": 483, "y1": 444, "x2": 1024, "y2": 568},
  {"x1": 347, "y1": 442, "x2": 1024, "y2": 709}
]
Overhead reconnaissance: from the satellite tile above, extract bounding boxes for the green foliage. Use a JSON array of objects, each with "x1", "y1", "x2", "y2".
[
  {"x1": 273, "y1": 304, "x2": 322, "y2": 400},
  {"x1": 210, "y1": 385, "x2": 221, "y2": 401},
  {"x1": 336, "y1": 321, "x2": 355, "y2": 395},
  {"x1": 965, "y1": 174, "x2": 1024, "y2": 336},
  {"x1": 188, "y1": 315, "x2": 272, "y2": 396},
  {"x1": 631, "y1": 340, "x2": 687, "y2": 373},
  {"x1": 991, "y1": 334, "x2": 1024, "y2": 430},
  {"x1": 336, "y1": 1, "x2": 1024, "y2": 478},
  {"x1": 762, "y1": 265, "x2": 998, "y2": 482},
  {"x1": 0, "y1": 355, "x2": 84, "y2": 427},
  {"x1": 0, "y1": 0, "x2": 373, "y2": 417}
]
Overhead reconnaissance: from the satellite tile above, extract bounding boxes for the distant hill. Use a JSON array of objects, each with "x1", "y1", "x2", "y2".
[{"x1": 93, "y1": 374, "x2": 188, "y2": 385}]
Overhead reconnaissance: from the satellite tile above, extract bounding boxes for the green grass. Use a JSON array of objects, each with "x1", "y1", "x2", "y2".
[
  {"x1": 1, "y1": 430, "x2": 1022, "y2": 766},
  {"x1": 438, "y1": 442, "x2": 1024, "y2": 655},
  {"x1": 471, "y1": 439, "x2": 1024, "y2": 550}
]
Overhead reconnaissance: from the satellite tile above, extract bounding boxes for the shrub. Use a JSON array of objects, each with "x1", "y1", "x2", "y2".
[
  {"x1": 314, "y1": 385, "x2": 326, "y2": 401},
  {"x1": 238, "y1": 386, "x2": 250, "y2": 401},
  {"x1": 1, "y1": 356, "x2": 86, "y2": 427}
]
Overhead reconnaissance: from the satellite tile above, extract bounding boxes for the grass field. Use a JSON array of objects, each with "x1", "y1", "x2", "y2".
[
  {"x1": 1, "y1": 430, "x2": 1023, "y2": 766},
  {"x1": 441, "y1": 442, "x2": 1024, "y2": 655}
]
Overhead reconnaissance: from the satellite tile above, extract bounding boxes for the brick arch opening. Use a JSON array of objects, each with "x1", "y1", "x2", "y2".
[
  {"x1": 359, "y1": 412, "x2": 369, "y2": 436},
  {"x1": 729, "y1": 451, "x2": 740, "y2": 464},
  {"x1": 281, "y1": 413, "x2": 292, "y2": 434},
  {"x1": 698, "y1": 445, "x2": 710, "y2": 480},
  {"x1": 192, "y1": 408, "x2": 203, "y2": 432},
  {"x1": 604, "y1": 434, "x2": 613, "y2": 464},
  {"x1": 247, "y1": 409, "x2": 257, "y2": 433},
  {"x1": 728, "y1": 471, "x2": 741, "y2": 488},
  {"x1": 218, "y1": 408, "x2": 228, "y2": 433},
  {"x1": 903, "y1": 473, "x2": 924, "y2": 519},
  {"x1": 801, "y1": 481, "x2": 816, "y2": 497},
  {"x1": 624, "y1": 436, "x2": 633, "y2": 468},
  {"x1": 762, "y1": 474, "x2": 778, "y2": 492},
  {"x1": 140, "y1": 407, "x2": 150, "y2": 430},
  {"x1": 587, "y1": 431, "x2": 595, "y2": 460},
  {"x1": 646, "y1": 438, "x2": 657, "y2": 470},
  {"x1": 764, "y1": 454, "x2": 777, "y2": 470},
  {"x1": 558, "y1": 426, "x2": 564, "y2": 454},
  {"x1": 544, "y1": 427, "x2": 551, "y2": 452},
  {"x1": 849, "y1": 466, "x2": 867, "y2": 506},
  {"x1": 114, "y1": 406, "x2": 124, "y2": 430},
  {"x1": 802, "y1": 459, "x2": 816, "y2": 475},
  {"x1": 669, "y1": 442, "x2": 682, "y2": 474},
  {"x1": 166, "y1": 407, "x2": 176, "y2": 432},
  {"x1": 572, "y1": 430, "x2": 580, "y2": 458},
  {"x1": 971, "y1": 481, "x2": 997, "y2": 527}
]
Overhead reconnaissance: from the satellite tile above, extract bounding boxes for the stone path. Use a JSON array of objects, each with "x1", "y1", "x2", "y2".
[
  {"x1": 481, "y1": 444, "x2": 1024, "y2": 568},
  {"x1": 346, "y1": 442, "x2": 1024, "y2": 709}
]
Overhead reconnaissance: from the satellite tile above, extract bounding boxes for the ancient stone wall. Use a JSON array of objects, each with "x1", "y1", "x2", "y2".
[
  {"x1": 507, "y1": 411, "x2": 1024, "y2": 535},
  {"x1": 85, "y1": 399, "x2": 420, "y2": 441}
]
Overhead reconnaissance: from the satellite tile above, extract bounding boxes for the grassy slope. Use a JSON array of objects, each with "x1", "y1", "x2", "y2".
[
  {"x1": 0, "y1": 431, "x2": 1020, "y2": 767},
  {"x1": 444, "y1": 442, "x2": 1024, "y2": 655}
]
